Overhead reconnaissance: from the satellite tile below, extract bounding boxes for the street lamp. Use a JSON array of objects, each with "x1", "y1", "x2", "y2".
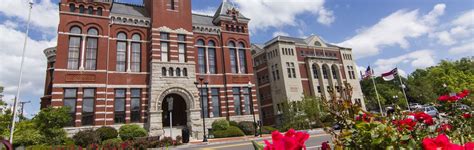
[
  {"x1": 194, "y1": 77, "x2": 208, "y2": 142},
  {"x1": 167, "y1": 97, "x2": 174, "y2": 138},
  {"x1": 247, "y1": 81, "x2": 258, "y2": 137}
]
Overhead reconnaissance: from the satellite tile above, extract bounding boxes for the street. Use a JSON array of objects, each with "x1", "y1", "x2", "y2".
[{"x1": 173, "y1": 134, "x2": 332, "y2": 150}]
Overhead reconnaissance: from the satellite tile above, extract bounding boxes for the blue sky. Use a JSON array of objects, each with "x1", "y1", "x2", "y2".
[{"x1": 0, "y1": 0, "x2": 473, "y2": 117}]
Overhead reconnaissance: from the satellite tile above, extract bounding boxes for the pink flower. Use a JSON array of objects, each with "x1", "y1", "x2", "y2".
[{"x1": 264, "y1": 129, "x2": 309, "y2": 150}]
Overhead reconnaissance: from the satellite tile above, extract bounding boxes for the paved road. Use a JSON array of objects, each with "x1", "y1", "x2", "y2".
[{"x1": 173, "y1": 134, "x2": 332, "y2": 150}]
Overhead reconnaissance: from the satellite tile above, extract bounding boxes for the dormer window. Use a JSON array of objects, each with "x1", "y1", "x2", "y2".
[{"x1": 69, "y1": 4, "x2": 75, "y2": 12}]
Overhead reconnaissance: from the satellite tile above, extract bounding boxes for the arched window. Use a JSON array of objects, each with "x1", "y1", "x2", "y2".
[
  {"x1": 79, "y1": 5, "x2": 85, "y2": 13},
  {"x1": 88, "y1": 6, "x2": 93, "y2": 15},
  {"x1": 116, "y1": 32, "x2": 127, "y2": 72},
  {"x1": 132, "y1": 34, "x2": 141, "y2": 41},
  {"x1": 170, "y1": 0, "x2": 175, "y2": 10},
  {"x1": 238, "y1": 42, "x2": 247, "y2": 73},
  {"x1": 331, "y1": 66, "x2": 338, "y2": 79},
  {"x1": 228, "y1": 41, "x2": 238, "y2": 73},
  {"x1": 314, "y1": 41, "x2": 322, "y2": 46},
  {"x1": 85, "y1": 28, "x2": 98, "y2": 70},
  {"x1": 183, "y1": 68, "x2": 188, "y2": 76},
  {"x1": 197, "y1": 39, "x2": 206, "y2": 74},
  {"x1": 169, "y1": 67, "x2": 174, "y2": 76},
  {"x1": 97, "y1": 7, "x2": 103, "y2": 16},
  {"x1": 67, "y1": 26, "x2": 82, "y2": 70},
  {"x1": 69, "y1": 4, "x2": 75, "y2": 12},
  {"x1": 87, "y1": 28, "x2": 98, "y2": 35},
  {"x1": 176, "y1": 68, "x2": 181, "y2": 76},
  {"x1": 162, "y1": 67, "x2": 167, "y2": 76},
  {"x1": 70, "y1": 26, "x2": 82, "y2": 34},
  {"x1": 322, "y1": 65, "x2": 329, "y2": 79},
  {"x1": 208, "y1": 40, "x2": 216, "y2": 74},
  {"x1": 131, "y1": 34, "x2": 141, "y2": 72},
  {"x1": 312, "y1": 64, "x2": 319, "y2": 79}
]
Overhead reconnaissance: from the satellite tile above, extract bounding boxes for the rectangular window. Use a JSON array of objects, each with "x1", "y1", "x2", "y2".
[
  {"x1": 64, "y1": 88, "x2": 77, "y2": 126},
  {"x1": 211, "y1": 88, "x2": 220, "y2": 117},
  {"x1": 82, "y1": 89, "x2": 95, "y2": 126},
  {"x1": 208, "y1": 48, "x2": 216, "y2": 74},
  {"x1": 201, "y1": 88, "x2": 209, "y2": 118},
  {"x1": 317, "y1": 86, "x2": 321, "y2": 93},
  {"x1": 161, "y1": 42, "x2": 169, "y2": 62},
  {"x1": 230, "y1": 48, "x2": 238, "y2": 73},
  {"x1": 239, "y1": 49, "x2": 247, "y2": 73},
  {"x1": 85, "y1": 37, "x2": 97, "y2": 70},
  {"x1": 131, "y1": 42, "x2": 141, "y2": 72},
  {"x1": 243, "y1": 87, "x2": 251, "y2": 115},
  {"x1": 170, "y1": 0, "x2": 175, "y2": 10},
  {"x1": 161, "y1": 33, "x2": 169, "y2": 62},
  {"x1": 198, "y1": 47, "x2": 206, "y2": 73},
  {"x1": 291, "y1": 63, "x2": 296, "y2": 78},
  {"x1": 233, "y1": 88, "x2": 241, "y2": 115},
  {"x1": 116, "y1": 41, "x2": 127, "y2": 72},
  {"x1": 178, "y1": 34, "x2": 186, "y2": 63},
  {"x1": 67, "y1": 36, "x2": 81, "y2": 70},
  {"x1": 131, "y1": 89, "x2": 141, "y2": 123},
  {"x1": 114, "y1": 89, "x2": 126, "y2": 124}
]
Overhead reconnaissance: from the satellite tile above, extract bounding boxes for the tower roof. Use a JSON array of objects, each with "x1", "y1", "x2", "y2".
[{"x1": 212, "y1": 1, "x2": 249, "y2": 24}]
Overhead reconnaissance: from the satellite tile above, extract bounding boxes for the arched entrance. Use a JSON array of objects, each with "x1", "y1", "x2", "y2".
[{"x1": 162, "y1": 94, "x2": 188, "y2": 127}]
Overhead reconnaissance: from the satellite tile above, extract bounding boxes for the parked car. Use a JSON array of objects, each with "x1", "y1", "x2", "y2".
[
  {"x1": 409, "y1": 103, "x2": 423, "y2": 110},
  {"x1": 455, "y1": 104, "x2": 471, "y2": 111},
  {"x1": 416, "y1": 106, "x2": 438, "y2": 117}
]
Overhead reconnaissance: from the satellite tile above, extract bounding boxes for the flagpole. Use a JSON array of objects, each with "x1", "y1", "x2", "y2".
[
  {"x1": 371, "y1": 74, "x2": 384, "y2": 116},
  {"x1": 10, "y1": 0, "x2": 33, "y2": 143},
  {"x1": 396, "y1": 68, "x2": 410, "y2": 111}
]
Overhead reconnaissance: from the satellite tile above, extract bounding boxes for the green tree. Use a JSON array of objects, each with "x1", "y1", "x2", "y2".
[
  {"x1": 360, "y1": 77, "x2": 406, "y2": 111},
  {"x1": 33, "y1": 107, "x2": 72, "y2": 145},
  {"x1": 280, "y1": 96, "x2": 328, "y2": 130},
  {"x1": 11, "y1": 120, "x2": 41, "y2": 147}
]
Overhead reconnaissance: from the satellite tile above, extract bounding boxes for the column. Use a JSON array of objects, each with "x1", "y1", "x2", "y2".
[{"x1": 79, "y1": 35, "x2": 86, "y2": 70}]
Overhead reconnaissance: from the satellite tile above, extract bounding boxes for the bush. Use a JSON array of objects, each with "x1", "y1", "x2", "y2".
[
  {"x1": 96, "y1": 126, "x2": 118, "y2": 142},
  {"x1": 238, "y1": 121, "x2": 256, "y2": 135},
  {"x1": 260, "y1": 126, "x2": 278, "y2": 134},
  {"x1": 119, "y1": 124, "x2": 147, "y2": 141},
  {"x1": 159, "y1": 137, "x2": 173, "y2": 147},
  {"x1": 132, "y1": 137, "x2": 160, "y2": 149},
  {"x1": 212, "y1": 119, "x2": 230, "y2": 131},
  {"x1": 229, "y1": 121, "x2": 239, "y2": 127},
  {"x1": 72, "y1": 129, "x2": 100, "y2": 147},
  {"x1": 213, "y1": 126, "x2": 245, "y2": 138},
  {"x1": 101, "y1": 138, "x2": 122, "y2": 147}
]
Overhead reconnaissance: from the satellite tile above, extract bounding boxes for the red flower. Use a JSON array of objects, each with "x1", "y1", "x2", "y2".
[
  {"x1": 413, "y1": 112, "x2": 434, "y2": 125},
  {"x1": 264, "y1": 129, "x2": 309, "y2": 150},
  {"x1": 437, "y1": 124, "x2": 453, "y2": 133},
  {"x1": 462, "y1": 113, "x2": 472, "y2": 119},
  {"x1": 438, "y1": 95, "x2": 450, "y2": 102},
  {"x1": 356, "y1": 113, "x2": 371, "y2": 122},
  {"x1": 462, "y1": 89, "x2": 470, "y2": 95},
  {"x1": 448, "y1": 96, "x2": 461, "y2": 102},
  {"x1": 422, "y1": 134, "x2": 464, "y2": 150},
  {"x1": 393, "y1": 118, "x2": 416, "y2": 131},
  {"x1": 465, "y1": 142, "x2": 474, "y2": 150}
]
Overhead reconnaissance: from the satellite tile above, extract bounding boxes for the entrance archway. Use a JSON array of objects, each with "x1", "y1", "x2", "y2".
[{"x1": 162, "y1": 94, "x2": 187, "y2": 127}]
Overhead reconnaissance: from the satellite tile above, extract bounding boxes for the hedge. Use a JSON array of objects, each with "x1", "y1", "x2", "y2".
[
  {"x1": 212, "y1": 119, "x2": 230, "y2": 130},
  {"x1": 72, "y1": 129, "x2": 100, "y2": 147},
  {"x1": 213, "y1": 126, "x2": 245, "y2": 138},
  {"x1": 238, "y1": 121, "x2": 256, "y2": 135},
  {"x1": 96, "y1": 126, "x2": 118, "y2": 142},
  {"x1": 118, "y1": 124, "x2": 147, "y2": 141},
  {"x1": 261, "y1": 126, "x2": 278, "y2": 134}
]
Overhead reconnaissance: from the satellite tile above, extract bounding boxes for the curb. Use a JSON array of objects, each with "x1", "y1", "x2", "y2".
[{"x1": 174, "y1": 128, "x2": 326, "y2": 149}]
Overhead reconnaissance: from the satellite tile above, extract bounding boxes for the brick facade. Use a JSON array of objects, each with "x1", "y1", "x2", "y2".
[{"x1": 42, "y1": 0, "x2": 258, "y2": 139}]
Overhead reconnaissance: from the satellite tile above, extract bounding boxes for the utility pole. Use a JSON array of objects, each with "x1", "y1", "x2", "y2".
[
  {"x1": 10, "y1": 0, "x2": 33, "y2": 143},
  {"x1": 19, "y1": 101, "x2": 31, "y2": 120}
]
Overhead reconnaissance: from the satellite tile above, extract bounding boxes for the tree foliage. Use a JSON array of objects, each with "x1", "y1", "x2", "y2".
[
  {"x1": 32, "y1": 107, "x2": 71, "y2": 145},
  {"x1": 361, "y1": 57, "x2": 474, "y2": 110},
  {"x1": 281, "y1": 96, "x2": 329, "y2": 130}
]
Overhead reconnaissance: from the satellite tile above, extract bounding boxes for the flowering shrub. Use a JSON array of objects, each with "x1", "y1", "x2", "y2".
[{"x1": 324, "y1": 84, "x2": 474, "y2": 149}]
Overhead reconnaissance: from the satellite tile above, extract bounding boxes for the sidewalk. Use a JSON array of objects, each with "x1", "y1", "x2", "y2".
[{"x1": 175, "y1": 128, "x2": 326, "y2": 148}]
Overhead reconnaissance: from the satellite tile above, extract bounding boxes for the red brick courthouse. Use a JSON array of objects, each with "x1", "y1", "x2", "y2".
[{"x1": 41, "y1": 0, "x2": 257, "y2": 139}]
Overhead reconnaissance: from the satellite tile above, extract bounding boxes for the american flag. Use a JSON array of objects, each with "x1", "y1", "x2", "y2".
[{"x1": 362, "y1": 66, "x2": 373, "y2": 80}]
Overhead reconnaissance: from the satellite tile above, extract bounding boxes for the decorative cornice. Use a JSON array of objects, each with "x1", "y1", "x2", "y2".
[
  {"x1": 44, "y1": 47, "x2": 57, "y2": 62},
  {"x1": 152, "y1": 27, "x2": 193, "y2": 35},
  {"x1": 192, "y1": 25, "x2": 221, "y2": 35}
]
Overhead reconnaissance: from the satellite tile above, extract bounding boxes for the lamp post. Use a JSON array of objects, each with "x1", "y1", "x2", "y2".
[
  {"x1": 167, "y1": 97, "x2": 173, "y2": 139},
  {"x1": 194, "y1": 77, "x2": 208, "y2": 142},
  {"x1": 247, "y1": 81, "x2": 258, "y2": 137}
]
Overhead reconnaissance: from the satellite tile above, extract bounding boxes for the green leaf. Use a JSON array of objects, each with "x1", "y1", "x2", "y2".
[
  {"x1": 401, "y1": 135, "x2": 410, "y2": 141},
  {"x1": 371, "y1": 138, "x2": 383, "y2": 145}
]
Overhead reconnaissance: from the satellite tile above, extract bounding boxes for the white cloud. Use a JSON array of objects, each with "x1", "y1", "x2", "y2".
[
  {"x1": 0, "y1": 0, "x2": 58, "y2": 29},
  {"x1": 272, "y1": 31, "x2": 289, "y2": 37},
  {"x1": 231, "y1": 0, "x2": 334, "y2": 32},
  {"x1": 373, "y1": 50, "x2": 436, "y2": 77},
  {"x1": 192, "y1": 6, "x2": 217, "y2": 16},
  {"x1": 338, "y1": 4, "x2": 445, "y2": 59},
  {"x1": 449, "y1": 40, "x2": 474, "y2": 55},
  {"x1": 430, "y1": 9, "x2": 474, "y2": 47}
]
